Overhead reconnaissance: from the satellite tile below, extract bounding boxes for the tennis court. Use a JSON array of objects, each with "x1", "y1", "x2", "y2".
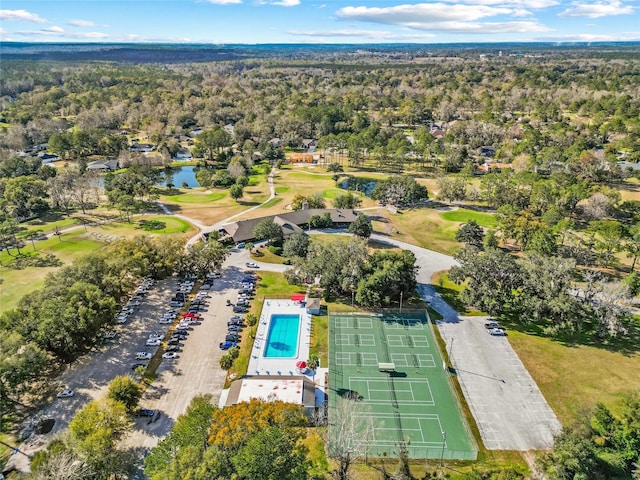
[{"x1": 328, "y1": 311, "x2": 477, "y2": 459}]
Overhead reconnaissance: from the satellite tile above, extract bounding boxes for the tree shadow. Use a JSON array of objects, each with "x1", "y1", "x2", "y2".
[{"x1": 4, "y1": 253, "x2": 62, "y2": 270}]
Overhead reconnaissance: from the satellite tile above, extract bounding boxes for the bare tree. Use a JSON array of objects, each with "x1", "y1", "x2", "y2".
[
  {"x1": 31, "y1": 449, "x2": 95, "y2": 480},
  {"x1": 329, "y1": 397, "x2": 375, "y2": 480}
]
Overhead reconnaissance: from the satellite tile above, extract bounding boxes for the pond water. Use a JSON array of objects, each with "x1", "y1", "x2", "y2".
[
  {"x1": 158, "y1": 166, "x2": 200, "y2": 188},
  {"x1": 339, "y1": 177, "x2": 377, "y2": 197}
]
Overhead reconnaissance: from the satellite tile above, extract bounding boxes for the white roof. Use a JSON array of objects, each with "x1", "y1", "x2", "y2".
[{"x1": 237, "y1": 378, "x2": 304, "y2": 404}]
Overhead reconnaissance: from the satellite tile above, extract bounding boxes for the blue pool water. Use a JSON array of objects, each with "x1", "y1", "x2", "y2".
[{"x1": 264, "y1": 314, "x2": 301, "y2": 358}]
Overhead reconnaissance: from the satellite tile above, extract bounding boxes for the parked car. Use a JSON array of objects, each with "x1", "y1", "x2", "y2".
[
  {"x1": 228, "y1": 320, "x2": 245, "y2": 327},
  {"x1": 146, "y1": 339, "x2": 161, "y2": 346},
  {"x1": 167, "y1": 338, "x2": 180, "y2": 346},
  {"x1": 165, "y1": 345, "x2": 180, "y2": 352},
  {"x1": 225, "y1": 333, "x2": 240, "y2": 343},
  {"x1": 200, "y1": 283, "x2": 211, "y2": 290},
  {"x1": 103, "y1": 330, "x2": 117, "y2": 339},
  {"x1": 131, "y1": 363, "x2": 147, "y2": 371},
  {"x1": 175, "y1": 328, "x2": 189, "y2": 335},
  {"x1": 487, "y1": 328, "x2": 506, "y2": 336},
  {"x1": 148, "y1": 333, "x2": 163, "y2": 339},
  {"x1": 245, "y1": 262, "x2": 259, "y2": 269},
  {"x1": 228, "y1": 324, "x2": 242, "y2": 332},
  {"x1": 162, "y1": 351, "x2": 178, "y2": 359},
  {"x1": 135, "y1": 352, "x2": 153, "y2": 360},
  {"x1": 172, "y1": 333, "x2": 187, "y2": 340},
  {"x1": 159, "y1": 318, "x2": 173, "y2": 324},
  {"x1": 233, "y1": 305, "x2": 248, "y2": 313},
  {"x1": 56, "y1": 389, "x2": 75, "y2": 398},
  {"x1": 236, "y1": 242, "x2": 246, "y2": 249},
  {"x1": 170, "y1": 300, "x2": 183, "y2": 307},
  {"x1": 219, "y1": 341, "x2": 237, "y2": 350},
  {"x1": 484, "y1": 322, "x2": 503, "y2": 330},
  {"x1": 135, "y1": 408, "x2": 155, "y2": 417}
]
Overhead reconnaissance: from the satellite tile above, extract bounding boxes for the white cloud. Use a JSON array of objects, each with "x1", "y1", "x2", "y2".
[
  {"x1": 16, "y1": 28, "x2": 110, "y2": 39},
  {"x1": 42, "y1": 26, "x2": 65, "y2": 33},
  {"x1": 288, "y1": 29, "x2": 436, "y2": 39},
  {"x1": 335, "y1": 3, "x2": 550, "y2": 32},
  {"x1": 337, "y1": 3, "x2": 515, "y2": 23},
  {"x1": 448, "y1": 0, "x2": 558, "y2": 7},
  {"x1": 270, "y1": 0, "x2": 301, "y2": 5},
  {"x1": 537, "y1": 32, "x2": 640, "y2": 40},
  {"x1": 68, "y1": 19, "x2": 96, "y2": 27},
  {"x1": 559, "y1": 0, "x2": 633, "y2": 17},
  {"x1": 0, "y1": 9, "x2": 47, "y2": 23},
  {"x1": 205, "y1": 0, "x2": 243, "y2": 4}
]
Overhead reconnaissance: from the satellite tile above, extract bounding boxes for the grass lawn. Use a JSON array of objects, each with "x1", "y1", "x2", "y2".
[
  {"x1": 160, "y1": 176, "x2": 270, "y2": 225},
  {"x1": 384, "y1": 207, "x2": 463, "y2": 256},
  {"x1": 1, "y1": 231, "x2": 105, "y2": 311},
  {"x1": 508, "y1": 327, "x2": 640, "y2": 424},
  {"x1": 440, "y1": 208, "x2": 497, "y2": 228},
  {"x1": 251, "y1": 247, "x2": 287, "y2": 264},
  {"x1": 163, "y1": 191, "x2": 226, "y2": 203},
  {"x1": 1, "y1": 215, "x2": 195, "y2": 312}
]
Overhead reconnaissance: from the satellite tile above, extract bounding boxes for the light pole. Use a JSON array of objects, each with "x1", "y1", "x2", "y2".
[
  {"x1": 440, "y1": 430, "x2": 447, "y2": 466},
  {"x1": 399, "y1": 291, "x2": 403, "y2": 313}
]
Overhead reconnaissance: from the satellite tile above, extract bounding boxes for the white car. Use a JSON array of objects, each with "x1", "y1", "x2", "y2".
[
  {"x1": 103, "y1": 330, "x2": 117, "y2": 339},
  {"x1": 245, "y1": 262, "x2": 259, "y2": 269},
  {"x1": 146, "y1": 339, "x2": 161, "y2": 346},
  {"x1": 116, "y1": 316, "x2": 128, "y2": 324},
  {"x1": 56, "y1": 389, "x2": 75, "y2": 398},
  {"x1": 135, "y1": 352, "x2": 153, "y2": 360},
  {"x1": 148, "y1": 333, "x2": 163, "y2": 340},
  {"x1": 159, "y1": 318, "x2": 173, "y2": 324},
  {"x1": 488, "y1": 328, "x2": 506, "y2": 336},
  {"x1": 162, "y1": 351, "x2": 178, "y2": 359}
]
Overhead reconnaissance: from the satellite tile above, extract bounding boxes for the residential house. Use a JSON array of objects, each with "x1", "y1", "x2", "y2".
[
  {"x1": 174, "y1": 149, "x2": 193, "y2": 161},
  {"x1": 87, "y1": 159, "x2": 120, "y2": 172}
]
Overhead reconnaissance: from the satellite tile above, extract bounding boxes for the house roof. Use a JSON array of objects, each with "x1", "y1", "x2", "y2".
[
  {"x1": 225, "y1": 375, "x2": 316, "y2": 408},
  {"x1": 306, "y1": 298, "x2": 321, "y2": 310},
  {"x1": 222, "y1": 208, "x2": 360, "y2": 243}
]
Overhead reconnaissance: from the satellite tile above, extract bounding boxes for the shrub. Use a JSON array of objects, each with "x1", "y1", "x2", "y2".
[{"x1": 268, "y1": 245, "x2": 283, "y2": 255}]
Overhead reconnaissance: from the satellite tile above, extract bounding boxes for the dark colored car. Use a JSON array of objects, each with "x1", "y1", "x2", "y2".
[
  {"x1": 167, "y1": 338, "x2": 180, "y2": 345},
  {"x1": 165, "y1": 345, "x2": 180, "y2": 352},
  {"x1": 228, "y1": 324, "x2": 242, "y2": 332},
  {"x1": 484, "y1": 321, "x2": 503, "y2": 330},
  {"x1": 175, "y1": 328, "x2": 189, "y2": 335},
  {"x1": 233, "y1": 305, "x2": 248, "y2": 313},
  {"x1": 225, "y1": 333, "x2": 240, "y2": 343},
  {"x1": 219, "y1": 341, "x2": 238, "y2": 350},
  {"x1": 136, "y1": 408, "x2": 155, "y2": 417},
  {"x1": 228, "y1": 320, "x2": 245, "y2": 327},
  {"x1": 172, "y1": 333, "x2": 187, "y2": 340},
  {"x1": 131, "y1": 363, "x2": 147, "y2": 371}
]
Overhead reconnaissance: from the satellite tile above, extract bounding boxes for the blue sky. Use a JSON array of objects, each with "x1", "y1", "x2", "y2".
[{"x1": 1, "y1": 0, "x2": 638, "y2": 44}]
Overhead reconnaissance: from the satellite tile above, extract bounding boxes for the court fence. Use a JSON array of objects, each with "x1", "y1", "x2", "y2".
[{"x1": 364, "y1": 445, "x2": 478, "y2": 461}]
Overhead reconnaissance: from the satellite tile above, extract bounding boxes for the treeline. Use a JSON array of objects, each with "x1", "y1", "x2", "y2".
[{"x1": 2, "y1": 54, "x2": 639, "y2": 173}]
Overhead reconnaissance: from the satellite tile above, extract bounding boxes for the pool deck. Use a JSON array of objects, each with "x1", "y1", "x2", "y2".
[{"x1": 248, "y1": 300, "x2": 312, "y2": 377}]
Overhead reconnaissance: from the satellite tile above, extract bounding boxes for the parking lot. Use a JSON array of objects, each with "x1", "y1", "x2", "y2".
[{"x1": 122, "y1": 255, "x2": 256, "y2": 450}]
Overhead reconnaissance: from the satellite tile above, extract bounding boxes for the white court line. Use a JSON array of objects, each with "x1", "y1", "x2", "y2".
[
  {"x1": 335, "y1": 333, "x2": 354, "y2": 346},
  {"x1": 358, "y1": 318, "x2": 373, "y2": 329}
]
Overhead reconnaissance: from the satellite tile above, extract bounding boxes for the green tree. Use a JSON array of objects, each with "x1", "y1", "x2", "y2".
[
  {"x1": 144, "y1": 395, "x2": 216, "y2": 479},
  {"x1": 538, "y1": 424, "x2": 602, "y2": 480},
  {"x1": 253, "y1": 218, "x2": 284, "y2": 246},
  {"x1": 587, "y1": 220, "x2": 626, "y2": 267},
  {"x1": 436, "y1": 176, "x2": 468, "y2": 203},
  {"x1": 181, "y1": 237, "x2": 229, "y2": 279},
  {"x1": 455, "y1": 220, "x2": 484, "y2": 248},
  {"x1": 333, "y1": 192, "x2": 362, "y2": 209},
  {"x1": 68, "y1": 399, "x2": 133, "y2": 478},
  {"x1": 220, "y1": 353, "x2": 234, "y2": 371},
  {"x1": 283, "y1": 231, "x2": 310, "y2": 258},
  {"x1": 3, "y1": 175, "x2": 49, "y2": 219},
  {"x1": 106, "y1": 375, "x2": 142, "y2": 413},
  {"x1": 348, "y1": 212, "x2": 372, "y2": 238},
  {"x1": 229, "y1": 184, "x2": 244, "y2": 202},
  {"x1": 232, "y1": 426, "x2": 310, "y2": 480}
]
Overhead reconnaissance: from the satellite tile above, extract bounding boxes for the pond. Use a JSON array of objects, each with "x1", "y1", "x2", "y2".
[
  {"x1": 339, "y1": 177, "x2": 377, "y2": 197},
  {"x1": 158, "y1": 166, "x2": 200, "y2": 188}
]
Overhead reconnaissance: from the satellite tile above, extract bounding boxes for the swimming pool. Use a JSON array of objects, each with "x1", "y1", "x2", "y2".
[{"x1": 264, "y1": 314, "x2": 301, "y2": 358}]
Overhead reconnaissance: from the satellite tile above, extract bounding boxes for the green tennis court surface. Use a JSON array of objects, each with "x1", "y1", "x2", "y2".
[{"x1": 328, "y1": 311, "x2": 477, "y2": 459}]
